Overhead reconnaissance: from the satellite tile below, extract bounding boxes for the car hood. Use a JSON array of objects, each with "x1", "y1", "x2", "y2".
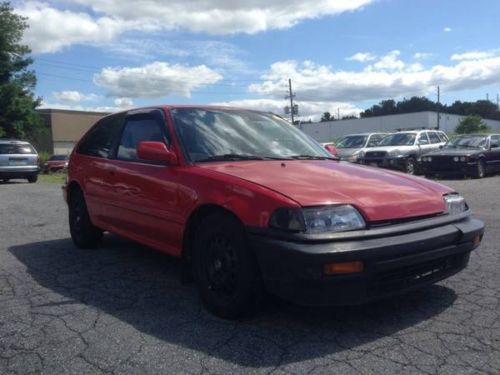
[
  {"x1": 366, "y1": 145, "x2": 415, "y2": 153},
  {"x1": 197, "y1": 160, "x2": 451, "y2": 222},
  {"x1": 427, "y1": 148, "x2": 482, "y2": 156},
  {"x1": 336, "y1": 148, "x2": 362, "y2": 157}
]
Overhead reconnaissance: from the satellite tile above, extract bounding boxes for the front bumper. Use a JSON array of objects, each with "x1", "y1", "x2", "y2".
[
  {"x1": 359, "y1": 156, "x2": 407, "y2": 171},
  {"x1": 420, "y1": 161, "x2": 477, "y2": 176},
  {"x1": 249, "y1": 213, "x2": 484, "y2": 306}
]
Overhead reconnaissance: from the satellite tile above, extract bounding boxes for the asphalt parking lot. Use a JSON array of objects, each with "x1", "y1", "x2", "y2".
[{"x1": 0, "y1": 176, "x2": 499, "y2": 374}]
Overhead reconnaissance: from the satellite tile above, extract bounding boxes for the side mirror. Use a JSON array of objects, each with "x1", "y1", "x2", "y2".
[
  {"x1": 324, "y1": 144, "x2": 337, "y2": 156},
  {"x1": 137, "y1": 141, "x2": 178, "y2": 165}
]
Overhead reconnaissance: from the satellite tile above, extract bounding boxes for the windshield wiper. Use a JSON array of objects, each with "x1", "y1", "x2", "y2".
[
  {"x1": 196, "y1": 154, "x2": 265, "y2": 162},
  {"x1": 289, "y1": 155, "x2": 339, "y2": 161}
]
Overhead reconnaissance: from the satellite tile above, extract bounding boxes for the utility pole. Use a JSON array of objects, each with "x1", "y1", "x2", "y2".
[
  {"x1": 287, "y1": 79, "x2": 296, "y2": 125},
  {"x1": 497, "y1": 93, "x2": 499, "y2": 109},
  {"x1": 436, "y1": 85, "x2": 440, "y2": 130},
  {"x1": 337, "y1": 108, "x2": 340, "y2": 120},
  {"x1": 486, "y1": 93, "x2": 489, "y2": 102}
]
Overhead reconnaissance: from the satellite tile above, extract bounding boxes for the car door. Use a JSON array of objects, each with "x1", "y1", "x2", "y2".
[
  {"x1": 487, "y1": 135, "x2": 500, "y2": 172},
  {"x1": 105, "y1": 109, "x2": 182, "y2": 255},
  {"x1": 416, "y1": 132, "x2": 432, "y2": 156},
  {"x1": 74, "y1": 113, "x2": 125, "y2": 225},
  {"x1": 427, "y1": 131, "x2": 443, "y2": 151}
]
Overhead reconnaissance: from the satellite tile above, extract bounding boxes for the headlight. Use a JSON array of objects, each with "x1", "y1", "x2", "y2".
[
  {"x1": 443, "y1": 194, "x2": 468, "y2": 215},
  {"x1": 270, "y1": 205, "x2": 366, "y2": 234},
  {"x1": 427, "y1": 156, "x2": 432, "y2": 162},
  {"x1": 453, "y1": 156, "x2": 459, "y2": 162},
  {"x1": 389, "y1": 149, "x2": 401, "y2": 157}
]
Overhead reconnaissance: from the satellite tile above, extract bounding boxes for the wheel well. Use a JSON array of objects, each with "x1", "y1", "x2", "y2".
[
  {"x1": 181, "y1": 205, "x2": 242, "y2": 266},
  {"x1": 67, "y1": 181, "x2": 82, "y2": 203}
]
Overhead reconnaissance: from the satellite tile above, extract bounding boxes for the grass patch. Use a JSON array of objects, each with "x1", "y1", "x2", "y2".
[{"x1": 38, "y1": 173, "x2": 66, "y2": 184}]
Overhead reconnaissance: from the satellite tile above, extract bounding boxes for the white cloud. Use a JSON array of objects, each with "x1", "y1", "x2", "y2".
[
  {"x1": 16, "y1": 1, "x2": 374, "y2": 53},
  {"x1": 413, "y1": 52, "x2": 432, "y2": 60},
  {"x1": 52, "y1": 91, "x2": 99, "y2": 103},
  {"x1": 114, "y1": 97, "x2": 134, "y2": 108},
  {"x1": 94, "y1": 61, "x2": 223, "y2": 98},
  {"x1": 15, "y1": 2, "x2": 141, "y2": 53},
  {"x1": 249, "y1": 51, "x2": 500, "y2": 102},
  {"x1": 443, "y1": 27, "x2": 452, "y2": 32},
  {"x1": 212, "y1": 99, "x2": 361, "y2": 122},
  {"x1": 451, "y1": 51, "x2": 495, "y2": 61},
  {"x1": 346, "y1": 52, "x2": 376, "y2": 62}
]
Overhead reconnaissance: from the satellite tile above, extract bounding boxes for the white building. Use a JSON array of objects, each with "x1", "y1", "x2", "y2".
[{"x1": 300, "y1": 111, "x2": 500, "y2": 142}]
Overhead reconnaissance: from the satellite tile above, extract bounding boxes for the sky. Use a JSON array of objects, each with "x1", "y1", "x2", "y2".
[{"x1": 11, "y1": 0, "x2": 500, "y2": 121}]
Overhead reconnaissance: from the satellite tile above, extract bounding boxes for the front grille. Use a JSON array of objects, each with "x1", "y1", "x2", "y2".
[
  {"x1": 369, "y1": 253, "x2": 466, "y2": 296},
  {"x1": 427, "y1": 157, "x2": 464, "y2": 171},
  {"x1": 365, "y1": 151, "x2": 387, "y2": 158}
]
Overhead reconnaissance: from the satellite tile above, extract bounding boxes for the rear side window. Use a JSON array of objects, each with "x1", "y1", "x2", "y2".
[
  {"x1": 0, "y1": 144, "x2": 36, "y2": 154},
  {"x1": 418, "y1": 133, "x2": 429, "y2": 145},
  {"x1": 367, "y1": 135, "x2": 383, "y2": 147},
  {"x1": 77, "y1": 114, "x2": 124, "y2": 158},
  {"x1": 117, "y1": 114, "x2": 168, "y2": 161},
  {"x1": 428, "y1": 131, "x2": 441, "y2": 144}
]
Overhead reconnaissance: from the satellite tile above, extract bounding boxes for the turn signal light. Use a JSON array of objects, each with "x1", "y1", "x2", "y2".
[{"x1": 324, "y1": 261, "x2": 364, "y2": 275}]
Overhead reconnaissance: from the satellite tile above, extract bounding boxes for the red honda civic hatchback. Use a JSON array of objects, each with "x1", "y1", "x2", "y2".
[{"x1": 63, "y1": 106, "x2": 484, "y2": 319}]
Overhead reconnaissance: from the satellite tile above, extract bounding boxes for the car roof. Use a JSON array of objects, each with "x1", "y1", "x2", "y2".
[
  {"x1": 0, "y1": 139, "x2": 32, "y2": 145},
  {"x1": 340, "y1": 132, "x2": 388, "y2": 136}
]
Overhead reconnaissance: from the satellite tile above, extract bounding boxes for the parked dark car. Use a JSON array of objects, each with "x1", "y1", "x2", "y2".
[
  {"x1": 421, "y1": 134, "x2": 500, "y2": 178},
  {"x1": 44, "y1": 154, "x2": 69, "y2": 172}
]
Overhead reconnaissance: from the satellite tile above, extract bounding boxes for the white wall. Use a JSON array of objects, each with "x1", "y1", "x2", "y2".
[
  {"x1": 300, "y1": 111, "x2": 500, "y2": 141},
  {"x1": 53, "y1": 142, "x2": 75, "y2": 155}
]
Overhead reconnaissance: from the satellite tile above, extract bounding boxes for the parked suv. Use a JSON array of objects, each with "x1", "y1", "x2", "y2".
[
  {"x1": 335, "y1": 132, "x2": 388, "y2": 163},
  {"x1": 64, "y1": 106, "x2": 483, "y2": 319},
  {"x1": 0, "y1": 139, "x2": 39, "y2": 183},
  {"x1": 359, "y1": 130, "x2": 448, "y2": 174}
]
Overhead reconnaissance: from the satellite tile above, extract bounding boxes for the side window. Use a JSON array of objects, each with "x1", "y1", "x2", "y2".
[
  {"x1": 437, "y1": 131, "x2": 448, "y2": 142},
  {"x1": 117, "y1": 115, "x2": 167, "y2": 161},
  {"x1": 428, "y1": 131, "x2": 441, "y2": 144},
  {"x1": 491, "y1": 135, "x2": 500, "y2": 147},
  {"x1": 367, "y1": 135, "x2": 382, "y2": 147},
  {"x1": 418, "y1": 132, "x2": 429, "y2": 145},
  {"x1": 78, "y1": 115, "x2": 124, "y2": 158}
]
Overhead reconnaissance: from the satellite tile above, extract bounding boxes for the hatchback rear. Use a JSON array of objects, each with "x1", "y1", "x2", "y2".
[{"x1": 0, "y1": 140, "x2": 39, "y2": 183}]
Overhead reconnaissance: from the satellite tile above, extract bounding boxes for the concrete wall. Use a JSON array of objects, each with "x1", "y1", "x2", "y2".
[{"x1": 300, "y1": 111, "x2": 500, "y2": 142}]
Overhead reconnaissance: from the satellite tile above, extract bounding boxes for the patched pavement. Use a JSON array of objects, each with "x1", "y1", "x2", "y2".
[{"x1": 0, "y1": 177, "x2": 499, "y2": 374}]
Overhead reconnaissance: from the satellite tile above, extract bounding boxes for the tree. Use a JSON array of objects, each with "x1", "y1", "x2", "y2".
[
  {"x1": 0, "y1": 1, "x2": 42, "y2": 139},
  {"x1": 455, "y1": 115, "x2": 490, "y2": 134},
  {"x1": 320, "y1": 112, "x2": 332, "y2": 122}
]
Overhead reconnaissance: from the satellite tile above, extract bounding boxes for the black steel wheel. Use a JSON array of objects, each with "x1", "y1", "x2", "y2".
[
  {"x1": 69, "y1": 188, "x2": 103, "y2": 249},
  {"x1": 473, "y1": 159, "x2": 485, "y2": 179},
  {"x1": 193, "y1": 212, "x2": 263, "y2": 319},
  {"x1": 27, "y1": 174, "x2": 38, "y2": 183},
  {"x1": 405, "y1": 157, "x2": 416, "y2": 175}
]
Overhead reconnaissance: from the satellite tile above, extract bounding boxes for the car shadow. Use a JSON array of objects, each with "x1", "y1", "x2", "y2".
[{"x1": 10, "y1": 236, "x2": 457, "y2": 367}]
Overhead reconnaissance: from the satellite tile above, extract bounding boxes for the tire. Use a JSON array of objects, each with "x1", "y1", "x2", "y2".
[
  {"x1": 193, "y1": 212, "x2": 263, "y2": 319},
  {"x1": 405, "y1": 157, "x2": 417, "y2": 175},
  {"x1": 69, "y1": 188, "x2": 103, "y2": 249},
  {"x1": 27, "y1": 175, "x2": 38, "y2": 183},
  {"x1": 473, "y1": 159, "x2": 486, "y2": 179}
]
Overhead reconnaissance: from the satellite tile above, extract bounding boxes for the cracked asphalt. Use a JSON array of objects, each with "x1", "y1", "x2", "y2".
[{"x1": 0, "y1": 176, "x2": 499, "y2": 375}]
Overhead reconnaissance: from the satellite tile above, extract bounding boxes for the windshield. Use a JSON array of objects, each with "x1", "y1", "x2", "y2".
[
  {"x1": 445, "y1": 136, "x2": 487, "y2": 149},
  {"x1": 172, "y1": 109, "x2": 330, "y2": 162},
  {"x1": 379, "y1": 133, "x2": 416, "y2": 146},
  {"x1": 336, "y1": 135, "x2": 368, "y2": 148},
  {"x1": 49, "y1": 155, "x2": 69, "y2": 161}
]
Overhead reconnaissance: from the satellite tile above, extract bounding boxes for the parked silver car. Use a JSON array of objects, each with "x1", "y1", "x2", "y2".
[
  {"x1": 336, "y1": 133, "x2": 388, "y2": 163},
  {"x1": 0, "y1": 140, "x2": 39, "y2": 183},
  {"x1": 359, "y1": 130, "x2": 448, "y2": 174}
]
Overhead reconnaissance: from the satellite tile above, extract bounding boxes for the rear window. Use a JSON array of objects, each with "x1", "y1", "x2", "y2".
[{"x1": 0, "y1": 144, "x2": 36, "y2": 154}]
